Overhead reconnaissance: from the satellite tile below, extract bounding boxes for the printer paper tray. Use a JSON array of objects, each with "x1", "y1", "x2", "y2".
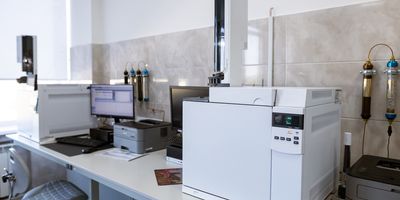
[{"x1": 358, "y1": 185, "x2": 400, "y2": 200}]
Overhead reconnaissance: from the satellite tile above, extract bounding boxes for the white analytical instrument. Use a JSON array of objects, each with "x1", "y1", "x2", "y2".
[
  {"x1": 17, "y1": 84, "x2": 97, "y2": 143},
  {"x1": 182, "y1": 87, "x2": 341, "y2": 200}
]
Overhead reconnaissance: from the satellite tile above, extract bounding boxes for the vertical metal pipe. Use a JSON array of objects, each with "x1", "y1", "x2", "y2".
[
  {"x1": 214, "y1": 0, "x2": 225, "y2": 73},
  {"x1": 267, "y1": 8, "x2": 274, "y2": 87}
]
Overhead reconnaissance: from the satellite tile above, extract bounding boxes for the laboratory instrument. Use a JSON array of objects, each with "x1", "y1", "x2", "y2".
[
  {"x1": 360, "y1": 43, "x2": 397, "y2": 156},
  {"x1": 384, "y1": 54, "x2": 398, "y2": 158},
  {"x1": 16, "y1": 35, "x2": 38, "y2": 90},
  {"x1": 17, "y1": 84, "x2": 97, "y2": 144},
  {"x1": 209, "y1": 0, "x2": 248, "y2": 86},
  {"x1": 183, "y1": 87, "x2": 341, "y2": 200},
  {"x1": 142, "y1": 65, "x2": 150, "y2": 102},
  {"x1": 360, "y1": 46, "x2": 376, "y2": 155},
  {"x1": 124, "y1": 68, "x2": 129, "y2": 85},
  {"x1": 136, "y1": 69, "x2": 143, "y2": 101},
  {"x1": 360, "y1": 60, "x2": 375, "y2": 120},
  {"x1": 130, "y1": 67, "x2": 136, "y2": 84},
  {"x1": 130, "y1": 66, "x2": 137, "y2": 99}
]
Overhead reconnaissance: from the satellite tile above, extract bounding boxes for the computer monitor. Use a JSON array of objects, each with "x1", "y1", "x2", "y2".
[
  {"x1": 170, "y1": 86, "x2": 209, "y2": 131},
  {"x1": 90, "y1": 84, "x2": 134, "y2": 122}
]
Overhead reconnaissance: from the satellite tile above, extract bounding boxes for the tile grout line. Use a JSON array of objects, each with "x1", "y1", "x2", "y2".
[
  {"x1": 341, "y1": 117, "x2": 400, "y2": 124},
  {"x1": 284, "y1": 59, "x2": 392, "y2": 65},
  {"x1": 243, "y1": 58, "x2": 389, "y2": 67},
  {"x1": 284, "y1": 16, "x2": 288, "y2": 86}
]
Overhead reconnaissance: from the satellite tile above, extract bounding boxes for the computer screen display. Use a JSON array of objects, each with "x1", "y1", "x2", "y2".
[
  {"x1": 170, "y1": 86, "x2": 209, "y2": 131},
  {"x1": 90, "y1": 84, "x2": 134, "y2": 119}
]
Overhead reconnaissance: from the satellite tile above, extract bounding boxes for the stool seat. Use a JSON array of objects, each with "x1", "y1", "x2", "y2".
[{"x1": 22, "y1": 180, "x2": 87, "y2": 200}]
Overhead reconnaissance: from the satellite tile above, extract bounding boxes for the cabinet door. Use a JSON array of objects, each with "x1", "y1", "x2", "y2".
[{"x1": 183, "y1": 101, "x2": 272, "y2": 200}]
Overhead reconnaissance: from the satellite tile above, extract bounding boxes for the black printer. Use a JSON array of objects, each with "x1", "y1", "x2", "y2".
[{"x1": 347, "y1": 155, "x2": 400, "y2": 200}]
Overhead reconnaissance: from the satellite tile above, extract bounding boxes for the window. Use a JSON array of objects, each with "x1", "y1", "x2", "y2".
[
  {"x1": 0, "y1": 0, "x2": 69, "y2": 133},
  {"x1": 0, "y1": 80, "x2": 18, "y2": 134}
]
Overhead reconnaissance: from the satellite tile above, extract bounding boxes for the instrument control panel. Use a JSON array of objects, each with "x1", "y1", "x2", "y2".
[{"x1": 271, "y1": 113, "x2": 304, "y2": 154}]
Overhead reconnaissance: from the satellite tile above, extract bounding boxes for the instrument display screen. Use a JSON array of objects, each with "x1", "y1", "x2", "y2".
[{"x1": 272, "y1": 113, "x2": 304, "y2": 130}]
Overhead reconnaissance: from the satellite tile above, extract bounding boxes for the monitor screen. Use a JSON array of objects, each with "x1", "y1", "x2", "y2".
[
  {"x1": 170, "y1": 86, "x2": 209, "y2": 131},
  {"x1": 90, "y1": 84, "x2": 134, "y2": 119}
]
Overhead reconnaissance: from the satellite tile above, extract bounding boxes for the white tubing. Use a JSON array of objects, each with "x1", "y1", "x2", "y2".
[{"x1": 267, "y1": 8, "x2": 274, "y2": 87}]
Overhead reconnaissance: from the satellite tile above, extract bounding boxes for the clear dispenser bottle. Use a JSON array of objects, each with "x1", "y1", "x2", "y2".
[{"x1": 385, "y1": 58, "x2": 398, "y2": 121}]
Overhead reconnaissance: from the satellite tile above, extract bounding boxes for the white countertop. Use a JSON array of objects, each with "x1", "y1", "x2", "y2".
[{"x1": 7, "y1": 133, "x2": 198, "y2": 200}]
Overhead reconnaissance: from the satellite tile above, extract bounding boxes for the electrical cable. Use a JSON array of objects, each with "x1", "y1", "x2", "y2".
[
  {"x1": 387, "y1": 124, "x2": 392, "y2": 158},
  {"x1": 361, "y1": 119, "x2": 368, "y2": 155},
  {"x1": 387, "y1": 135, "x2": 391, "y2": 158}
]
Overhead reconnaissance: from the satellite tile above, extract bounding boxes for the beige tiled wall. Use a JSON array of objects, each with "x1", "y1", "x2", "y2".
[
  {"x1": 71, "y1": 0, "x2": 400, "y2": 163},
  {"x1": 279, "y1": 0, "x2": 400, "y2": 163},
  {"x1": 71, "y1": 27, "x2": 213, "y2": 122}
]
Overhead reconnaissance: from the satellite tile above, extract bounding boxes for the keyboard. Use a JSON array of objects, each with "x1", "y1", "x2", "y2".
[{"x1": 56, "y1": 137, "x2": 108, "y2": 147}]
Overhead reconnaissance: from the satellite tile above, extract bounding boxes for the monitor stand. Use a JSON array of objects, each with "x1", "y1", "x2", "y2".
[{"x1": 114, "y1": 117, "x2": 121, "y2": 124}]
